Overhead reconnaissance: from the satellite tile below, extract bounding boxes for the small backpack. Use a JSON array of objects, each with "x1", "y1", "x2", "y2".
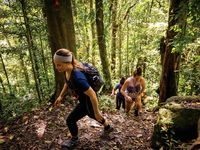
[{"x1": 81, "y1": 62, "x2": 104, "y2": 92}]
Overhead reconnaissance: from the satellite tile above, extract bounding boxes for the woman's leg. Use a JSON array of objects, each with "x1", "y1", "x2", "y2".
[
  {"x1": 122, "y1": 97, "x2": 126, "y2": 110},
  {"x1": 85, "y1": 98, "x2": 113, "y2": 132},
  {"x1": 134, "y1": 95, "x2": 142, "y2": 116},
  {"x1": 116, "y1": 96, "x2": 120, "y2": 110},
  {"x1": 125, "y1": 100, "x2": 134, "y2": 113},
  {"x1": 66, "y1": 103, "x2": 87, "y2": 137}
]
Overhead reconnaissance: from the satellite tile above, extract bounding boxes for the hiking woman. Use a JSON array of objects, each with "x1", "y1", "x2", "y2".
[
  {"x1": 53, "y1": 49, "x2": 113, "y2": 148},
  {"x1": 110, "y1": 77, "x2": 126, "y2": 110},
  {"x1": 120, "y1": 67, "x2": 146, "y2": 116}
]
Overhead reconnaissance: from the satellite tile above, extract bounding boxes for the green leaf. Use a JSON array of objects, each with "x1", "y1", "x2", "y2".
[{"x1": 0, "y1": 139, "x2": 6, "y2": 144}]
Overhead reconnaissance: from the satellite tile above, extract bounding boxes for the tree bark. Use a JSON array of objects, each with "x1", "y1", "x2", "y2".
[
  {"x1": 118, "y1": 25, "x2": 122, "y2": 78},
  {"x1": 95, "y1": 0, "x2": 112, "y2": 90},
  {"x1": 90, "y1": 0, "x2": 96, "y2": 66},
  {"x1": 159, "y1": 36, "x2": 166, "y2": 65},
  {"x1": 19, "y1": 53, "x2": 30, "y2": 87},
  {"x1": 0, "y1": 75, "x2": 6, "y2": 94},
  {"x1": 39, "y1": 33, "x2": 50, "y2": 88},
  {"x1": 44, "y1": 0, "x2": 77, "y2": 100},
  {"x1": 111, "y1": 0, "x2": 117, "y2": 75},
  {"x1": 125, "y1": 17, "x2": 129, "y2": 78},
  {"x1": 0, "y1": 97, "x2": 2, "y2": 115},
  {"x1": 83, "y1": 2, "x2": 90, "y2": 62},
  {"x1": 0, "y1": 53, "x2": 12, "y2": 95},
  {"x1": 159, "y1": 0, "x2": 188, "y2": 103}
]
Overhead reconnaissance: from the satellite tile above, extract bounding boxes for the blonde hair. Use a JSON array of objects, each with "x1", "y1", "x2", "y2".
[{"x1": 55, "y1": 49, "x2": 84, "y2": 70}]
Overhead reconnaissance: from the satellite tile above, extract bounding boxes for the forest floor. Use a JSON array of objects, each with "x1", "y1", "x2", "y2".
[{"x1": 0, "y1": 97, "x2": 159, "y2": 150}]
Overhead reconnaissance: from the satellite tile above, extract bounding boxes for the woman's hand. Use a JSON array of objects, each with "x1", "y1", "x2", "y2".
[
  {"x1": 110, "y1": 93, "x2": 114, "y2": 97},
  {"x1": 54, "y1": 96, "x2": 63, "y2": 106},
  {"x1": 94, "y1": 111, "x2": 103, "y2": 122},
  {"x1": 126, "y1": 96, "x2": 132, "y2": 102}
]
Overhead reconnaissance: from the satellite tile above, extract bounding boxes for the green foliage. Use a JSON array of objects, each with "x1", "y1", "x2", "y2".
[
  {"x1": 0, "y1": 93, "x2": 40, "y2": 122},
  {"x1": 159, "y1": 122, "x2": 178, "y2": 149},
  {"x1": 178, "y1": 44, "x2": 200, "y2": 95},
  {"x1": 98, "y1": 95, "x2": 114, "y2": 112}
]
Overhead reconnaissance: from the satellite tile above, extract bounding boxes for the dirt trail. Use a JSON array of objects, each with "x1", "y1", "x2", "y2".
[{"x1": 0, "y1": 101, "x2": 157, "y2": 150}]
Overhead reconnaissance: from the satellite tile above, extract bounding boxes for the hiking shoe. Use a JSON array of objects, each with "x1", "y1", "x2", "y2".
[
  {"x1": 134, "y1": 110, "x2": 139, "y2": 116},
  {"x1": 61, "y1": 138, "x2": 80, "y2": 149},
  {"x1": 104, "y1": 125, "x2": 114, "y2": 134}
]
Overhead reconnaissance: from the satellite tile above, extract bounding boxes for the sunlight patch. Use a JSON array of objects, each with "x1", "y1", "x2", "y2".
[{"x1": 35, "y1": 120, "x2": 47, "y2": 138}]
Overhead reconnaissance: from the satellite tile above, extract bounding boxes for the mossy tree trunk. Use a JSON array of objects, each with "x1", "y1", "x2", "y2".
[
  {"x1": 111, "y1": 0, "x2": 117, "y2": 75},
  {"x1": 95, "y1": 0, "x2": 112, "y2": 90},
  {"x1": 44, "y1": 0, "x2": 76, "y2": 101},
  {"x1": 159, "y1": 0, "x2": 188, "y2": 103}
]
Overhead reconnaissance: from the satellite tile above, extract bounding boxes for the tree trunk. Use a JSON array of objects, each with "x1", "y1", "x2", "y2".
[
  {"x1": 95, "y1": 0, "x2": 112, "y2": 90},
  {"x1": 44, "y1": 0, "x2": 77, "y2": 101},
  {"x1": 160, "y1": 36, "x2": 166, "y2": 65},
  {"x1": 39, "y1": 33, "x2": 50, "y2": 88},
  {"x1": 0, "y1": 75, "x2": 6, "y2": 94},
  {"x1": 0, "y1": 53, "x2": 12, "y2": 95},
  {"x1": 159, "y1": 0, "x2": 188, "y2": 103},
  {"x1": 0, "y1": 98, "x2": 2, "y2": 115},
  {"x1": 118, "y1": 25, "x2": 122, "y2": 78},
  {"x1": 125, "y1": 17, "x2": 129, "y2": 78},
  {"x1": 111, "y1": 0, "x2": 117, "y2": 75},
  {"x1": 83, "y1": 3, "x2": 90, "y2": 62},
  {"x1": 19, "y1": 53, "x2": 30, "y2": 87},
  {"x1": 90, "y1": 0, "x2": 96, "y2": 66},
  {"x1": 20, "y1": 0, "x2": 42, "y2": 102}
]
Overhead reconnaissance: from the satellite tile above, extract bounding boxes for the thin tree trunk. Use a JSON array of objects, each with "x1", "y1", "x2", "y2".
[
  {"x1": 90, "y1": 0, "x2": 96, "y2": 66},
  {"x1": 0, "y1": 97, "x2": 2, "y2": 115},
  {"x1": 95, "y1": 0, "x2": 112, "y2": 90},
  {"x1": 44, "y1": 0, "x2": 77, "y2": 101},
  {"x1": 39, "y1": 34, "x2": 50, "y2": 88},
  {"x1": 19, "y1": 54, "x2": 30, "y2": 87},
  {"x1": 0, "y1": 53, "x2": 12, "y2": 95},
  {"x1": 0, "y1": 75, "x2": 6, "y2": 94},
  {"x1": 111, "y1": 0, "x2": 117, "y2": 75},
  {"x1": 126, "y1": 17, "x2": 129, "y2": 78},
  {"x1": 20, "y1": 0, "x2": 42, "y2": 102},
  {"x1": 159, "y1": 0, "x2": 188, "y2": 103},
  {"x1": 118, "y1": 25, "x2": 122, "y2": 78},
  {"x1": 83, "y1": 3, "x2": 90, "y2": 62},
  {"x1": 71, "y1": 0, "x2": 80, "y2": 60}
]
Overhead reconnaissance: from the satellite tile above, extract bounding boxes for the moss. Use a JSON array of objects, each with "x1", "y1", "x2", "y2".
[
  {"x1": 157, "y1": 108, "x2": 174, "y2": 125},
  {"x1": 166, "y1": 96, "x2": 200, "y2": 103}
]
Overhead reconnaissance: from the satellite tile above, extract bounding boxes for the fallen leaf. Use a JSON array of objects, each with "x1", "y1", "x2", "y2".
[
  {"x1": 48, "y1": 107, "x2": 53, "y2": 111},
  {"x1": 67, "y1": 131, "x2": 71, "y2": 137},
  {"x1": 136, "y1": 134, "x2": 143, "y2": 138},
  {"x1": 45, "y1": 140, "x2": 52, "y2": 144},
  {"x1": 0, "y1": 139, "x2": 6, "y2": 144},
  {"x1": 133, "y1": 139, "x2": 139, "y2": 143},
  {"x1": 3, "y1": 127, "x2": 9, "y2": 133},
  {"x1": 8, "y1": 135, "x2": 14, "y2": 140}
]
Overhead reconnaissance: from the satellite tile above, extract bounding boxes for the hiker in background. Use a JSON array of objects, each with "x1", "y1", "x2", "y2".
[
  {"x1": 110, "y1": 77, "x2": 126, "y2": 111},
  {"x1": 121, "y1": 67, "x2": 146, "y2": 116},
  {"x1": 53, "y1": 49, "x2": 113, "y2": 149}
]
